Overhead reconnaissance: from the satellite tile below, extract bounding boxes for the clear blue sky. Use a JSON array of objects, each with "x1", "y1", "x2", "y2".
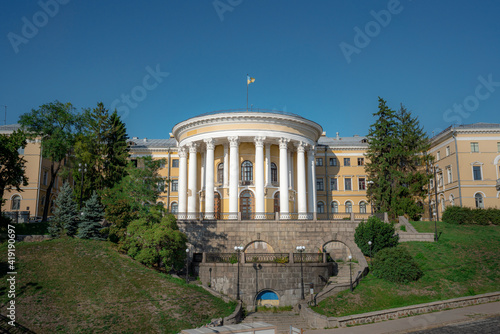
[{"x1": 1, "y1": 0, "x2": 499, "y2": 139}]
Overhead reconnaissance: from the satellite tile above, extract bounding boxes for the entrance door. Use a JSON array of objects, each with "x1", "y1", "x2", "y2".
[
  {"x1": 240, "y1": 190, "x2": 254, "y2": 220},
  {"x1": 214, "y1": 192, "x2": 221, "y2": 220}
]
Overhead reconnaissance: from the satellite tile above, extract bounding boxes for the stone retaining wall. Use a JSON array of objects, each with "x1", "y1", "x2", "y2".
[
  {"x1": 300, "y1": 291, "x2": 500, "y2": 329},
  {"x1": 16, "y1": 235, "x2": 52, "y2": 242},
  {"x1": 398, "y1": 232, "x2": 435, "y2": 242}
]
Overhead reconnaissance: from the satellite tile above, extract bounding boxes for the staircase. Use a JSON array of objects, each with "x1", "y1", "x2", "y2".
[{"x1": 241, "y1": 311, "x2": 309, "y2": 333}]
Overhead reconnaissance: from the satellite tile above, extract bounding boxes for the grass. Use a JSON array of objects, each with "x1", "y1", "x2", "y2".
[
  {"x1": 313, "y1": 221, "x2": 500, "y2": 317},
  {"x1": 12, "y1": 222, "x2": 50, "y2": 235},
  {"x1": 0, "y1": 238, "x2": 236, "y2": 334}
]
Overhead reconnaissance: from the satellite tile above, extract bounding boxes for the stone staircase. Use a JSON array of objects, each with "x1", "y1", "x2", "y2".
[{"x1": 241, "y1": 311, "x2": 309, "y2": 333}]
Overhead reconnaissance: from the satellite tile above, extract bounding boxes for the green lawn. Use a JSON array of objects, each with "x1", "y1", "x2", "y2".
[
  {"x1": 0, "y1": 238, "x2": 236, "y2": 334},
  {"x1": 313, "y1": 221, "x2": 500, "y2": 317}
]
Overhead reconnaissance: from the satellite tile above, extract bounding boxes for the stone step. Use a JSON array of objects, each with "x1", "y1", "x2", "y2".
[{"x1": 241, "y1": 311, "x2": 309, "y2": 332}]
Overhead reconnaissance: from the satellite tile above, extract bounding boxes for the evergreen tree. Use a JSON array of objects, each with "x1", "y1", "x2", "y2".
[
  {"x1": 53, "y1": 182, "x2": 79, "y2": 236},
  {"x1": 103, "y1": 111, "x2": 129, "y2": 189},
  {"x1": 78, "y1": 191, "x2": 105, "y2": 240}
]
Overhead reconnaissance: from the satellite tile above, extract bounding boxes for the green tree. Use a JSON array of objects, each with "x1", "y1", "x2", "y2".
[
  {"x1": 0, "y1": 129, "x2": 28, "y2": 213},
  {"x1": 19, "y1": 101, "x2": 80, "y2": 221},
  {"x1": 354, "y1": 216, "x2": 399, "y2": 257},
  {"x1": 77, "y1": 191, "x2": 105, "y2": 240},
  {"x1": 125, "y1": 207, "x2": 187, "y2": 270},
  {"x1": 53, "y1": 182, "x2": 79, "y2": 237}
]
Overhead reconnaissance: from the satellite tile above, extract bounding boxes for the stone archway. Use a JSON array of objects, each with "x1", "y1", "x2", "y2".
[
  {"x1": 245, "y1": 240, "x2": 275, "y2": 253},
  {"x1": 255, "y1": 289, "x2": 280, "y2": 307},
  {"x1": 323, "y1": 240, "x2": 352, "y2": 262}
]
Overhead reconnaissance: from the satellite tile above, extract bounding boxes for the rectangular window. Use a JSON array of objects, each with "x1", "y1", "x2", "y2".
[
  {"x1": 497, "y1": 142, "x2": 500, "y2": 152},
  {"x1": 316, "y1": 178, "x2": 324, "y2": 191},
  {"x1": 437, "y1": 151, "x2": 441, "y2": 160},
  {"x1": 157, "y1": 180, "x2": 165, "y2": 192},
  {"x1": 330, "y1": 178, "x2": 337, "y2": 191},
  {"x1": 329, "y1": 158, "x2": 337, "y2": 166},
  {"x1": 357, "y1": 158, "x2": 364, "y2": 166},
  {"x1": 447, "y1": 167, "x2": 452, "y2": 184},
  {"x1": 344, "y1": 158, "x2": 350, "y2": 166},
  {"x1": 345, "y1": 178, "x2": 352, "y2": 191},
  {"x1": 358, "y1": 178, "x2": 366, "y2": 190},
  {"x1": 171, "y1": 179, "x2": 178, "y2": 192},
  {"x1": 446, "y1": 146, "x2": 450, "y2": 156},
  {"x1": 316, "y1": 158, "x2": 323, "y2": 166},
  {"x1": 172, "y1": 159, "x2": 179, "y2": 168},
  {"x1": 43, "y1": 171, "x2": 48, "y2": 186},
  {"x1": 471, "y1": 142, "x2": 479, "y2": 153},
  {"x1": 473, "y1": 166, "x2": 482, "y2": 180}
]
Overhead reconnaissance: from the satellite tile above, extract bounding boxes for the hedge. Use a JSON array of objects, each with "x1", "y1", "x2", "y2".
[{"x1": 442, "y1": 206, "x2": 500, "y2": 225}]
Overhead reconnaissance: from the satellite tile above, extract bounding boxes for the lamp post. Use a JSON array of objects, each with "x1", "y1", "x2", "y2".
[
  {"x1": 348, "y1": 255, "x2": 353, "y2": 291},
  {"x1": 185, "y1": 248, "x2": 190, "y2": 284},
  {"x1": 368, "y1": 241, "x2": 372, "y2": 267},
  {"x1": 433, "y1": 165, "x2": 440, "y2": 242},
  {"x1": 367, "y1": 180, "x2": 374, "y2": 214},
  {"x1": 296, "y1": 246, "x2": 305, "y2": 300},
  {"x1": 234, "y1": 246, "x2": 243, "y2": 300},
  {"x1": 253, "y1": 263, "x2": 262, "y2": 311},
  {"x1": 78, "y1": 163, "x2": 87, "y2": 209}
]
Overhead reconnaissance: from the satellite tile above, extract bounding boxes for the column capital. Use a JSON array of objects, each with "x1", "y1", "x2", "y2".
[
  {"x1": 295, "y1": 141, "x2": 308, "y2": 152},
  {"x1": 279, "y1": 137, "x2": 290, "y2": 149},
  {"x1": 188, "y1": 142, "x2": 199, "y2": 153},
  {"x1": 204, "y1": 138, "x2": 215, "y2": 150},
  {"x1": 179, "y1": 146, "x2": 188, "y2": 158},
  {"x1": 254, "y1": 136, "x2": 266, "y2": 147},
  {"x1": 307, "y1": 146, "x2": 316, "y2": 155},
  {"x1": 228, "y1": 136, "x2": 239, "y2": 147}
]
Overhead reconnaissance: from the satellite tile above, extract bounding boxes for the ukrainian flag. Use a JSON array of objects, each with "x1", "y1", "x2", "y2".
[{"x1": 247, "y1": 75, "x2": 255, "y2": 85}]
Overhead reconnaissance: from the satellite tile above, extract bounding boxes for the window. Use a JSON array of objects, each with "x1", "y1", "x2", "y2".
[
  {"x1": 157, "y1": 179, "x2": 165, "y2": 192},
  {"x1": 450, "y1": 194, "x2": 455, "y2": 207},
  {"x1": 330, "y1": 178, "x2": 337, "y2": 191},
  {"x1": 475, "y1": 193, "x2": 484, "y2": 208},
  {"x1": 43, "y1": 171, "x2": 48, "y2": 186},
  {"x1": 471, "y1": 142, "x2": 479, "y2": 153},
  {"x1": 430, "y1": 179, "x2": 434, "y2": 189},
  {"x1": 171, "y1": 179, "x2": 178, "y2": 192},
  {"x1": 241, "y1": 161, "x2": 253, "y2": 184},
  {"x1": 331, "y1": 201, "x2": 338, "y2": 213},
  {"x1": 473, "y1": 166, "x2": 482, "y2": 181},
  {"x1": 271, "y1": 163, "x2": 278, "y2": 184},
  {"x1": 317, "y1": 202, "x2": 325, "y2": 214},
  {"x1": 345, "y1": 178, "x2": 352, "y2": 191},
  {"x1": 358, "y1": 178, "x2": 366, "y2": 190},
  {"x1": 360, "y1": 201, "x2": 367, "y2": 213},
  {"x1": 438, "y1": 174, "x2": 443, "y2": 187},
  {"x1": 344, "y1": 158, "x2": 350, "y2": 166},
  {"x1": 217, "y1": 163, "x2": 224, "y2": 184},
  {"x1": 345, "y1": 201, "x2": 352, "y2": 213},
  {"x1": 357, "y1": 158, "x2": 364, "y2": 166},
  {"x1": 11, "y1": 195, "x2": 21, "y2": 210},
  {"x1": 17, "y1": 147, "x2": 24, "y2": 155},
  {"x1": 447, "y1": 167, "x2": 452, "y2": 184},
  {"x1": 316, "y1": 178, "x2": 324, "y2": 191},
  {"x1": 498, "y1": 142, "x2": 500, "y2": 152},
  {"x1": 316, "y1": 158, "x2": 323, "y2": 166},
  {"x1": 446, "y1": 146, "x2": 450, "y2": 156},
  {"x1": 171, "y1": 202, "x2": 178, "y2": 214},
  {"x1": 160, "y1": 161, "x2": 166, "y2": 168},
  {"x1": 437, "y1": 151, "x2": 441, "y2": 160},
  {"x1": 172, "y1": 159, "x2": 179, "y2": 167},
  {"x1": 329, "y1": 158, "x2": 337, "y2": 166}
]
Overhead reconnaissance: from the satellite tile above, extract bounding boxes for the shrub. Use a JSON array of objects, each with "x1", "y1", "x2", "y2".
[
  {"x1": 372, "y1": 247, "x2": 423, "y2": 284},
  {"x1": 354, "y1": 216, "x2": 399, "y2": 257},
  {"x1": 442, "y1": 206, "x2": 473, "y2": 224},
  {"x1": 485, "y1": 208, "x2": 500, "y2": 225}
]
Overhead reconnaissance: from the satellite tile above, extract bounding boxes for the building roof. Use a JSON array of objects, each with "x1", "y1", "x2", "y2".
[
  {"x1": 431, "y1": 122, "x2": 500, "y2": 143},
  {"x1": 128, "y1": 138, "x2": 177, "y2": 149},
  {"x1": 0, "y1": 123, "x2": 21, "y2": 133}
]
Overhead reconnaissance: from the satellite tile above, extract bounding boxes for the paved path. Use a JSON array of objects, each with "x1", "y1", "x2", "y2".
[{"x1": 306, "y1": 301, "x2": 500, "y2": 334}]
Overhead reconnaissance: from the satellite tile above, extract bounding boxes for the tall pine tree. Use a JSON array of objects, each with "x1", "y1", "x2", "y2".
[
  {"x1": 53, "y1": 182, "x2": 79, "y2": 236},
  {"x1": 78, "y1": 191, "x2": 105, "y2": 240}
]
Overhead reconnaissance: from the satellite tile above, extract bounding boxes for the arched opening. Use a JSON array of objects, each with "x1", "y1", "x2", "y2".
[
  {"x1": 331, "y1": 201, "x2": 338, "y2": 213},
  {"x1": 11, "y1": 195, "x2": 21, "y2": 211},
  {"x1": 241, "y1": 160, "x2": 253, "y2": 185},
  {"x1": 271, "y1": 162, "x2": 278, "y2": 185},
  {"x1": 214, "y1": 192, "x2": 221, "y2": 220},
  {"x1": 245, "y1": 240, "x2": 275, "y2": 253},
  {"x1": 240, "y1": 190, "x2": 254, "y2": 219},
  {"x1": 256, "y1": 290, "x2": 279, "y2": 307},
  {"x1": 359, "y1": 201, "x2": 367, "y2": 214},
  {"x1": 273, "y1": 191, "x2": 280, "y2": 213},
  {"x1": 323, "y1": 240, "x2": 353, "y2": 262},
  {"x1": 475, "y1": 193, "x2": 484, "y2": 208},
  {"x1": 317, "y1": 201, "x2": 325, "y2": 214},
  {"x1": 345, "y1": 201, "x2": 352, "y2": 213},
  {"x1": 217, "y1": 163, "x2": 224, "y2": 185},
  {"x1": 170, "y1": 202, "x2": 178, "y2": 214}
]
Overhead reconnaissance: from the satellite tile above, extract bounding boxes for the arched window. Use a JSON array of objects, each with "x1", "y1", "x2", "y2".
[
  {"x1": 331, "y1": 201, "x2": 338, "y2": 213},
  {"x1": 11, "y1": 195, "x2": 21, "y2": 210},
  {"x1": 171, "y1": 202, "x2": 178, "y2": 214},
  {"x1": 241, "y1": 160, "x2": 253, "y2": 185},
  {"x1": 449, "y1": 194, "x2": 455, "y2": 207},
  {"x1": 345, "y1": 201, "x2": 352, "y2": 213},
  {"x1": 440, "y1": 197, "x2": 445, "y2": 212},
  {"x1": 475, "y1": 193, "x2": 484, "y2": 209},
  {"x1": 217, "y1": 163, "x2": 224, "y2": 185},
  {"x1": 271, "y1": 163, "x2": 278, "y2": 185},
  {"x1": 317, "y1": 201, "x2": 325, "y2": 214},
  {"x1": 359, "y1": 201, "x2": 367, "y2": 213}
]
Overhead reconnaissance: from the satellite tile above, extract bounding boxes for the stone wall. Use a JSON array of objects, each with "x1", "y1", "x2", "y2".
[{"x1": 199, "y1": 262, "x2": 334, "y2": 308}]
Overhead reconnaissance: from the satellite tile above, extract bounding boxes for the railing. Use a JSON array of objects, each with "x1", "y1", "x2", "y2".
[
  {"x1": 206, "y1": 253, "x2": 238, "y2": 263},
  {"x1": 241, "y1": 212, "x2": 275, "y2": 220},
  {"x1": 175, "y1": 212, "x2": 370, "y2": 221},
  {"x1": 331, "y1": 213, "x2": 351, "y2": 220},
  {"x1": 239, "y1": 180, "x2": 254, "y2": 186},
  {"x1": 245, "y1": 253, "x2": 289, "y2": 263},
  {"x1": 293, "y1": 253, "x2": 323, "y2": 263},
  {"x1": 353, "y1": 213, "x2": 370, "y2": 220}
]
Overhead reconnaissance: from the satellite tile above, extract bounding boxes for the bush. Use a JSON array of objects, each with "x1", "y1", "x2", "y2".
[
  {"x1": 372, "y1": 247, "x2": 423, "y2": 284},
  {"x1": 442, "y1": 206, "x2": 500, "y2": 225},
  {"x1": 354, "y1": 216, "x2": 399, "y2": 257}
]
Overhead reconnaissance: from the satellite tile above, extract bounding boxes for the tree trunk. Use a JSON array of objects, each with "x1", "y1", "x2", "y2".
[{"x1": 42, "y1": 162, "x2": 61, "y2": 222}]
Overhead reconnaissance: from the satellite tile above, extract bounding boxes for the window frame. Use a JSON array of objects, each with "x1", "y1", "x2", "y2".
[
  {"x1": 241, "y1": 160, "x2": 253, "y2": 184},
  {"x1": 472, "y1": 165, "x2": 482, "y2": 181},
  {"x1": 329, "y1": 158, "x2": 337, "y2": 166},
  {"x1": 316, "y1": 158, "x2": 323, "y2": 166},
  {"x1": 475, "y1": 193, "x2": 484, "y2": 209},
  {"x1": 317, "y1": 201, "x2": 325, "y2": 214},
  {"x1": 344, "y1": 177, "x2": 352, "y2": 191},
  {"x1": 471, "y1": 142, "x2": 479, "y2": 153},
  {"x1": 217, "y1": 163, "x2": 224, "y2": 184},
  {"x1": 172, "y1": 159, "x2": 179, "y2": 168},
  {"x1": 171, "y1": 179, "x2": 178, "y2": 192},
  {"x1": 345, "y1": 201, "x2": 352, "y2": 213},
  {"x1": 330, "y1": 177, "x2": 337, "y2": 191},
  {"x1": 344, "y1": 158, "x2": 350, "y2": 166},
  {"x1": 358, "y1": 177, "x2": 366, "y2": 190},
  {"x1": 316, "y1": 178, "x2": 324, "y2": 191},
  {"x1": 357, "y1": 158, "x2": 364, "y2": 166}
]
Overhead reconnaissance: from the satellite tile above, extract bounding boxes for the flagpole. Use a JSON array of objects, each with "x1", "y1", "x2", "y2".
[{"x1": 246, "y1": 74, "x2": 249, "y2": 111}]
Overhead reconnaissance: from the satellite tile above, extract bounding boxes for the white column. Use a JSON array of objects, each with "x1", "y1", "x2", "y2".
[
  {"x1": 279, "y1": 138, "x2": 290, "y2": 219},
  {"x1": 288, "y1": 150, "x2": 293, "y2": 190},
  {"x1": 228, "y1": 136, "x2": 239, "y2": 220},
  {"x1": 307, "y1": 148, "x2": 315, "y2": 218},
  {"x1": 223, "y1": 143, "x2": 229, "y2": 187},
  {"x1": 187, "y1": 142, "x2": 198, "y2": 219},
  {"x1": 204, "y1": 138, "x2": 215, "y2": 220},
  {"x1": 297, "y1": 142, "x2": 307, "y2": 219},
  {"x1": 254, "y1": 137, "x2": 266, "y2": 218},
  {"x1": 178, "y1": 146, "x2": 188, "y2": 219},
  {"x1": 265, "y1": 143, "x2": 271, "y2": 186}
]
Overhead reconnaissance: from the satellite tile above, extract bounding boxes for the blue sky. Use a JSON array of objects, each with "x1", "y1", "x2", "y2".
[{"x1": 1, "y1": 0, "x2": 499, "y2": 139}]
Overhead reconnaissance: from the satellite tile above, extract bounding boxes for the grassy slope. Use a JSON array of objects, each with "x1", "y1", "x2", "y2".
[
  {"x1": 313, "y1": 222, "x2": 500, "y2": 317},
  {"x1": 0, "y1": 238, "x2": 235, "y2": 334}
]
